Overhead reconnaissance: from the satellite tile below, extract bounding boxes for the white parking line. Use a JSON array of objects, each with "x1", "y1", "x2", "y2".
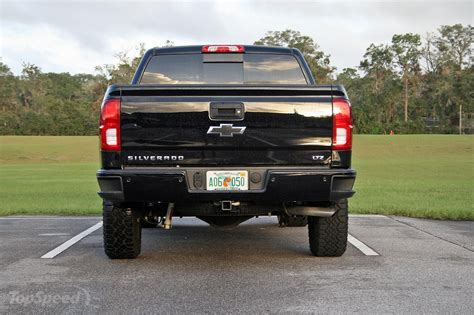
[
  {"x1": 348, "y1": 234, "x2": 379, "y2": 256},
  {"x1": 38, "y1": 233, "x2": 71, "y2": 236},
  {"x1": 41, "y1": 221, "x2": 103, "y2": 259},
  {"x1": 39, "y1": 220, "x2": 376, "y2": 258},
  {"x1": 1, "y1": 216, "x2": 101, "y2": 220}
]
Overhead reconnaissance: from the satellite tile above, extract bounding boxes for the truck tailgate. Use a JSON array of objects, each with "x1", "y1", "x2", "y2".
[{"x1": 118, "y1": 86, "x2": 341, "y2": 166}]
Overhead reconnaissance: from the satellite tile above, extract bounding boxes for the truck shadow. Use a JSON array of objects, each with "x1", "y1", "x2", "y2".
[{"x1": 138, "y1": 218, "x2": 320, "y2": 262}]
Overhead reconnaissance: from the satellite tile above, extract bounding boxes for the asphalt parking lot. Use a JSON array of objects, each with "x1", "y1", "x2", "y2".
[{"x1": 0, "y1": 215, "x2": 472, "y2": 314}]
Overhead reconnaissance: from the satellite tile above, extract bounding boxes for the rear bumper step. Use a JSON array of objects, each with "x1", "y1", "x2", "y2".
[{"x1": 97, "y1": 167, "x2": 356, "y2": 203}]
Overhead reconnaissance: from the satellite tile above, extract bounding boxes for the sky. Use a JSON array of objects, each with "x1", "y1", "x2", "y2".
[{"x1": 1, "y1": 0, "x2": 472, "y2": 75}]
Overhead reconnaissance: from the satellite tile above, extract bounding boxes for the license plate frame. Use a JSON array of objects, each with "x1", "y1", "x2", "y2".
[{"x1": 206, "y1": 170, "x2": 249, "y2": 191}]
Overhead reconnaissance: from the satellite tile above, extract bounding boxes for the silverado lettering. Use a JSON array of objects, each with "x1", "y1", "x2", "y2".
[
  {"x1": 97, "y1": 45, "x2": 356, "y2": 259},
  {"x1": 127, "y1": 155, "x2": 185, "y2": 161}
]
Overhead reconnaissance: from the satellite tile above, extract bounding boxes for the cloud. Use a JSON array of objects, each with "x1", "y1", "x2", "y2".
[
  {"x1": 1, "y1": 23, "x2": 110, "y2": 74},
  {"x1": 1, "y1": 0, "x2": 472, "y2": 75}
]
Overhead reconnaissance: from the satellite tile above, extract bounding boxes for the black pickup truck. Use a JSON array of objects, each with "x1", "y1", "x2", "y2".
[{"x1": 97, "y1": 45, "x2": 356, "y2": 259}]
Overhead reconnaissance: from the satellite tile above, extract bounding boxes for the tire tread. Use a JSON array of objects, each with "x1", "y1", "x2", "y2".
[
  {"x1": 308, "y1": 199, "x2": 348, "y2": 257},
  {"x1": 103, "y1": 201, "x2": 141, "y2": 259}
]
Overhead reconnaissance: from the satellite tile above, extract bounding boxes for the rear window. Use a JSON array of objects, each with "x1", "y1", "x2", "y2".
[{"x1": 140, "y1": 53, "x2": 307, "y2": 85}]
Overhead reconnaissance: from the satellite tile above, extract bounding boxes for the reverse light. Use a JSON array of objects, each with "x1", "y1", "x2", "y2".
[
  {"x1": 202, "y1": 45, "x2": 245, "y2": 53},
  {"x1": 332, "y1": 98, "x2": 353, "y2": 151},
  {"x1": 100, "y1": 98, "x2": 121, "y2": 151}
]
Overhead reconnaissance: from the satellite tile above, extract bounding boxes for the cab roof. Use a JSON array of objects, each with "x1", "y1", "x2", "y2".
[{"x1": 152, "y1": 45, "x2": 297, "y2": 55}]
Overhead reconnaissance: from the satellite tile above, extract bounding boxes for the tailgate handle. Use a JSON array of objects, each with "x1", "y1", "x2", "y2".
[{"x1": 209, "y1": 102, "x2": 245, "y2": 121}]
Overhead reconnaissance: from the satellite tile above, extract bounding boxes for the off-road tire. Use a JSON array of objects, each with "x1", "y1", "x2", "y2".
[
  {"x1": 278, "y1": 214, "x2": 308, "y2": 227},
  {"x1": 103, "y1": 201, "x2": 141, "y2": 259},
  {"x1": 308, "y1": 199, "x2": 348, "y2": 257}
]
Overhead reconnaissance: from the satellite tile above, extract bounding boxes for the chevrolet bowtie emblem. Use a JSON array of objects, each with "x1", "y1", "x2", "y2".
[{"x1": 207, "y1": 124, "x2": 246, "y2": 137}]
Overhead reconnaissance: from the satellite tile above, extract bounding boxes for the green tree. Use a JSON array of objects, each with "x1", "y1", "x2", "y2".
[
  {"x1": 391, "y1": 33, "x2": 422, "y2": 122},
  {"x1": 254, "y1": 29, "x2": 335, "y2": 83},
  {"x1": 360, "y1": 44, "x2": 394, "y2": 93},
  {"x1": 95, "y1": 43, "x2": 146, "y2": 85},
  {"x1": 436, "y1": 24, "x2": 473, "y2": 70},
  {"x1": 358, "y1": 44, "x2": 401, "y2": 129},
  {"x1": 0, "y1": 61, "x2": 19, "y2": 114},
  {"x1": 421, "y1": 24, "x2": 473, "y2": 132},
  {"x1": 0, "y1": 60, "x2": 13, "y2": 76},
  {"x1": 19, "y1": 63, "x2": 44, "y2": 109}
]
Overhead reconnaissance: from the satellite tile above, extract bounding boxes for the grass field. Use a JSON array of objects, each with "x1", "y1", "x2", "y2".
[{"x1": 0, "y1": 135, "x2": 473, "y2": 220}]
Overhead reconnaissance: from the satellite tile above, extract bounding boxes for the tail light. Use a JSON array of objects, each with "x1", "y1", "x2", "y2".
[
  {"x1": 202, "y1": 45, "x2": 245, "y2": 53},
  {"x1": 332, "y1": 98, "x2": 353, "y2": 151},
  {"x1": 100, "y1": 98, "x2": 121, "y2": 151}
]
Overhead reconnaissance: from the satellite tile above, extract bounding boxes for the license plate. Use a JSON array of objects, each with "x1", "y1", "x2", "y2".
[{"x1": 206, "y1": 171, "x2": 248, "y2": 191}]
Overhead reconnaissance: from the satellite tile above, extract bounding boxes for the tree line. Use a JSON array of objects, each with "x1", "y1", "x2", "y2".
[{"x1": 0, "y1": 24, "x2": 472, "y2": 135}]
